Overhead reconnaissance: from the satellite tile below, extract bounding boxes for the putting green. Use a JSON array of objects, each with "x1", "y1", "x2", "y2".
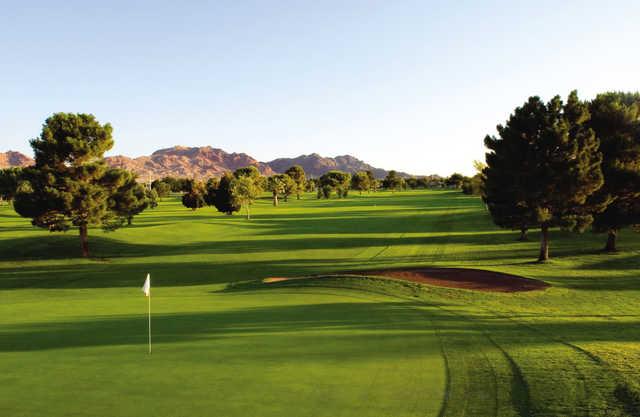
[{"x1": 1, "y1": 284, "x2": 446, "y2": 417}]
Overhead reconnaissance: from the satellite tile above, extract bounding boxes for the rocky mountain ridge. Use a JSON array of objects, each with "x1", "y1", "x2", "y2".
[{"x1": 1, "y1": 147, "x2": 408, "y2": 179}]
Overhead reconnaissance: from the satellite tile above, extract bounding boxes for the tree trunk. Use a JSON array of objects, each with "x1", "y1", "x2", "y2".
[
  {"x1": 246, "y1": 204, "x2": 250, "y2": 220},
  {"x1": 273, "y1": 192, "x2": 278, "y2": 206},
  {"x1": 127, "y1": 216, "x2": 132, "y2": 226},
  {"x1": 538, "y1": 225, "x2": 549, "y2": 262},
  {"x1": 297, "y1": 193, "x2": 301, "y2": 200},
  {"x1": 284, "y1": 194, "x2": 288, "y2": 202},
  {"x1": 79, "y1": 224, "x2": 90, "y2": 258},
  {"x1": 604, "y1": 229, "x2": 617, "y2": 252},
  {"x1": 517, "y1": 227, "x2": 528, "y2": 241}
]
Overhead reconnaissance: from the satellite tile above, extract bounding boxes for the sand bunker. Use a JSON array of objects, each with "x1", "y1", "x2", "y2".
[
  {"x1": 264, "y1": 268, "x2": 549, "y2": 293},
  {"x1": 353, "y1": 268, "x2": 550, "y2": 293}
]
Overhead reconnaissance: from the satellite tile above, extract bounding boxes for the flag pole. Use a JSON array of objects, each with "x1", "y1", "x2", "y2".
[{"x1": 148, "y1": 284, "x2": 152, "y2": 354}]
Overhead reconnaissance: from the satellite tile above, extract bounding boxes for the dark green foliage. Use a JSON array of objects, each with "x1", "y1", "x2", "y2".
[
  {"x1": 484, "y1": 91, "x2": 605, "y2": 261},
  {"x1": 461, "y1": 174, "x2": 484, "y2": 196},
  {"x1": 267, "y1": 174, "x2": 291, "y2": 206},
  {"x1": 105, "y1": 169, "x2": 151, "y2": 226},
  {"x1": 151, "y1": 179, "x2": 171, "y2": 198},
  {"x1": 146, "y1": 188, "x2": 158, "y2": 209},
  {"x1": 351, "y1": 171, "x2": 371, "y2": 194},
  {"x1": 284, "y1": 165, "x2": 306, "y2": 199},
  {"x1": 213, "y1": 173, "x2": 240, "y2": 215},
  {"x1": 158, "y1": 176, "x2": 190, "y2": 192},
  {"x1": 588, "y1": 92, "x2": 640, "y2": 251},
  {"x1": 234, "y1": 166, "x2": 265, "y2": 192},
  {"x1": 382, "y1": 170, "x2": 404, "y2": 192},
  {"x1": 306, "y1": 178, "x2": 319, "y2": 192},
  {"x1": 0, "y1": 167, "x2": 23, "y2": 204},
  {"x1": 318, "y1": 171, "x2": 351, "y2": 199},
  {"x1": 445, "y1": 173, "x2": 465, "y2": 189},
  {"x1": 181, "y1": 179, "x2": 207, "y2": 211},
  {"x1": 13, "y1": 113, "x2": 145, "y2": 257}
]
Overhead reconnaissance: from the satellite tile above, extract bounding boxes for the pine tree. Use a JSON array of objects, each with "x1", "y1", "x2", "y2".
[
  {"x1": 213, "y1": 173, "x2": 241, "y2": 215},
  {"x1": 284, "y1": 165, "x2": 306, "y2": 199},
  {"x1": 588, "y1": 92, "x2": 640, "y2": 251},
  {"x1": 13, "y1": 113, "x2": 146, "y2": 257},
  {"x1": 484, "y1": 91, "x2": 605, "y2": 261},
  {"x1": 181, "y1": 179, "x2": 207, "y2": 211}
]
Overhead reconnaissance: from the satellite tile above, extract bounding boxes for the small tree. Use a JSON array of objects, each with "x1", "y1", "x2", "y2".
[
  {"x1": 151, "y1": 179, "x2": 171, "y2": 199},
  {"x1": 281, "y1": 174, "x2": 296, "y2": 202},
  {"x1": 232, "y1": 176, "x2": 261, "y2": 219},
  {"x1": 267, "y1": 174, "x2": 287, "y2": 206},
  {"x1": 351, "y1": 171, "x2": 371, "y2": 194},
  {"x1": 13, "y1": 113, "x2": 147, "y2": 257},
  {"x1": 306, "y1": 178, "x2": 319, "y2": 193},
  {"x1": 181, "y1": 179, "x2": 207, "y2": 211},
  {"x1": 285, "y1": 165, "x2": 306, "y2": 199},
  {"x1": 234, "y1": 166, "x2": 266, "y2": 191},
  {"x1": 445, "y1": 173, "x2": 465, "y2": 189},
  {"x1": 213, "y1": 173, "x2": 241, "y2": 215},
  {"x1": 383, "y1": 170, "x2": 404, "y2": 192},
  {"x1": 318, "y1": 171, "x2": 351, "y2": 199}
]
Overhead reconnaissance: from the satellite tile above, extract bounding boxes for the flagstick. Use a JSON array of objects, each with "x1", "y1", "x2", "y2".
[{"x1": 148, "y1": 288, "x2": 152, "y2": 354}]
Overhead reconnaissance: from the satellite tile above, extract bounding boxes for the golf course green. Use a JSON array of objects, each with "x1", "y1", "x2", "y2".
[{"x1": 1, "y1": 190, "x2": 639, "y2": 417}]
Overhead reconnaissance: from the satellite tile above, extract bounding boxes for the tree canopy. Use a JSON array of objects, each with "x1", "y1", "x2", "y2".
[
  {"x1": 484, "y1": 91, "x2": 605, "y2": 261},
  {"x1": 13, "y1": 113, "x2": 147, "y2": 257},
  {"x1": 0, "y1": 167, "x2": 23, "y2": 204},
  {"x1": 588, "y1": 92, "x2": 640, "y2": 251},
  {"x1": 232, "y1": 176, "x2": 261, "y2": 219},
  {"x1": 383, "y1": 170, "x2": 404, "y2": 192},
  {"x1": 284, "y1": 165, "x2": 306, "y2": 199},
  {"x1": 318, "y1": 171, "x2": 351, "y2": 199}
]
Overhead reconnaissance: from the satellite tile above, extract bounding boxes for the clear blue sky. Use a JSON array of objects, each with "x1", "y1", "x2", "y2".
[{"x1": 1, "y1": 1, "x2": 639, "y2": 176}]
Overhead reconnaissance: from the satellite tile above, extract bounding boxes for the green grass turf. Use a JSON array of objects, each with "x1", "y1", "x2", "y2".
[{"x1": 1, "y1": 190, "x2": 639, "y2": 416}]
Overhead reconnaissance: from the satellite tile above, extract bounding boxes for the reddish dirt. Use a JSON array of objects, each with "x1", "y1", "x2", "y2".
[
  {"x1": 263, "y1": 277, "x2": 290, "y2": 283},
  {"x1": 353, "y1": 268, "x2": 550, "y2": 293}
]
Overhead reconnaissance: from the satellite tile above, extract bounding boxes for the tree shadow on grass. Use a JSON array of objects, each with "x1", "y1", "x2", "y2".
[
  {"x1": 2, "y1": 298, "x2": 639, "y2": 353},
  {"x1": 0, "y1": 301, "x2": 452, "y2": 353}
]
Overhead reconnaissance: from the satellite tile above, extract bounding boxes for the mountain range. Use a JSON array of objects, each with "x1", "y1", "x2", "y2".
[{"x1": 0, "y1": 146, "x2": 408, "y2": 179}]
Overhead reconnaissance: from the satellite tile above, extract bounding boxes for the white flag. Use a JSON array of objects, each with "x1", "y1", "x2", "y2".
[{"x1": 142, "y1": 274, "x2": 151, "y2": 297}]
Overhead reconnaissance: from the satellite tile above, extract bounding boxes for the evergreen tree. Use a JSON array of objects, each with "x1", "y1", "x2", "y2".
[
  {"x1": 13, "y1": 113, "x2": 146, "y2": 257},
  {"x1": 318, "y1": 171, "x2": 351, "y2": 199},
  {"x1": 0, "y1": 167, "x2": 23, "y2": 205},
  {"x1": 351, "y1": 171, "x2": 371, "y2": 194},
  {"x1": 284, "y1": 165, "x2": 306, "y2": 199},
  {"x1": 105, "y1": 169, "x2": 151, "y2": 225},
  {"x1": 588, "y1": 92, "x2": 640, "y2": 251},
  {"x1": 151, "y1": 179, "x2": 171, "y2": 198},
  {"x1": 484, "y1": 92, "x2": 605, "y2": 261},
  {"x1": 181, "y1": 179, "x2": 207, "y2": 211},
  {"x1": 213, "y1": 173, "x2": 241, "y2": 215},
  {"x1": 383, "y1": 170, "x2": 404, "y2": 192}
]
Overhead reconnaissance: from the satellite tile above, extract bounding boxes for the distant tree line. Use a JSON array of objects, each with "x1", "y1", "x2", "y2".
[
  {"x1": 144, "y1": 167, "x2": 460, "y2": 216},
  {"x1": 482, "y1": 91, "x2": 640, "y2": 261}
]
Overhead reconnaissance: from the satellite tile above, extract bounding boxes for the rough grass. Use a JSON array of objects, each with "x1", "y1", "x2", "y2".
[{"x1": 1, "y1": 190, "x2": 639, "y2": 416}]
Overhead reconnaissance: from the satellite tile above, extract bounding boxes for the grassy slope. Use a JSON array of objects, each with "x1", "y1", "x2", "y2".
[{"x1": 1, "y1": 190, "x2": 639, "y2": 416}]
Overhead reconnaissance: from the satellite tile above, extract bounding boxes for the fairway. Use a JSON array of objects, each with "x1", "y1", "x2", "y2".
[{"x1": 2, "y1": 190, "x2": 640, "y2": 417}]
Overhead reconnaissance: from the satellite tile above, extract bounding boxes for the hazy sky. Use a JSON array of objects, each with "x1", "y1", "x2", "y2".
[{"x1": 1, "y1": 1, "x2": 639, "y2": 175}]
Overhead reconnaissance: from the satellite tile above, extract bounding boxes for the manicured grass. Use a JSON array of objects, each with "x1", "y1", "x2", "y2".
[{"x1": 1, "y1": 190, "x2": 639, "y2": 416}]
